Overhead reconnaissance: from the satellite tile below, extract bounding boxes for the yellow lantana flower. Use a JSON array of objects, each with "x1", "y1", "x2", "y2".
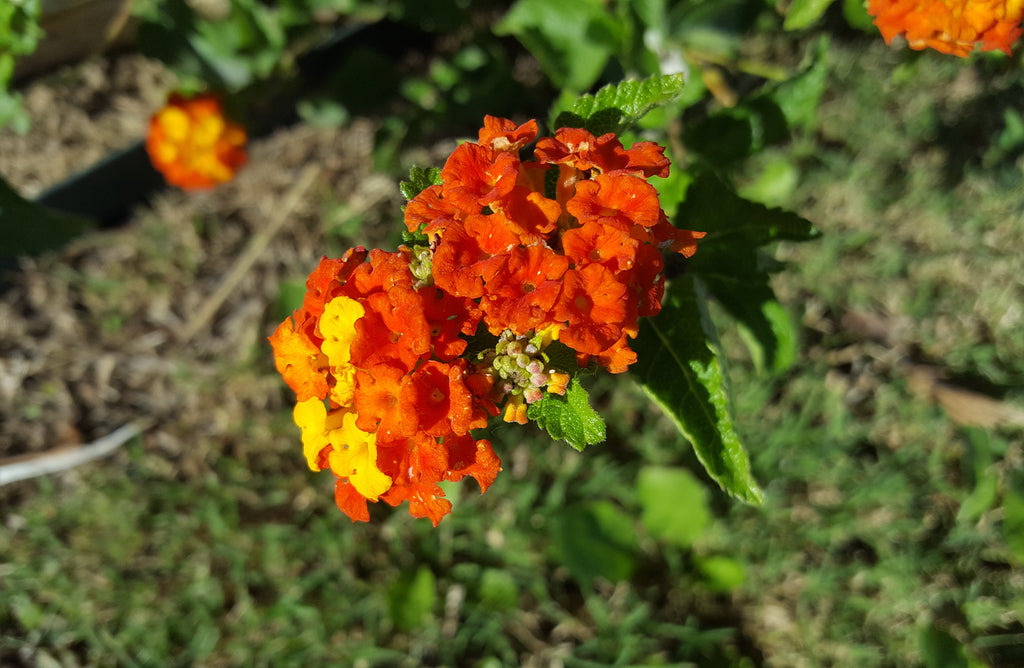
[{"x1": 327, "y1": 411, "x2": 392, "y2": 500}]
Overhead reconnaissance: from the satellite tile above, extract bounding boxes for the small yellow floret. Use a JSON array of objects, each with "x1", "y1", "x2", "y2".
[{"x1": 327, "y1": 411, "x2": 392, "y2": 500}]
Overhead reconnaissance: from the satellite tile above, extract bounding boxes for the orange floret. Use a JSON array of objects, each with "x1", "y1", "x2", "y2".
[
  {"x1": 866, "y1": 0, "x2": 1024, "y2": 56},
  {"x1": 269, "y1": 317, "x2": 328, "y2": 402},
  {"x1": 478, "y1": 115, "x2": 539, "y2": 152},
  {"x1": 441, "y1": 143, "x2": 520, "y2": 212},
  {"x1": 566, "y1": 173, "x2": 662, "y2": 230},
  {"x1": 146, "y1": 92, "x2": 247, "y2": 190},
  {"x1": 534, "y1": 127, "x2": 628, "y2": 173}
]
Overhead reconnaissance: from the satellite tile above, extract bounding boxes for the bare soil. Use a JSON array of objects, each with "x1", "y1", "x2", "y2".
[{"x1": 0, "y1": 52, "x2": 414, "y2": 504}]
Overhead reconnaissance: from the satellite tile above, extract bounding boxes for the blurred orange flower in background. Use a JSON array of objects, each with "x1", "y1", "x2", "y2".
[
  {"x1": 866, "y1": 0, "x2": 1024, "y2": 56},
  {"x1": 146, "y1": 92, "x2": 248, "y2": 190}
]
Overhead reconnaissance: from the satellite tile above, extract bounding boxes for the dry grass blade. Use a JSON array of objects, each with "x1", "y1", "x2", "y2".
[
  {"x1": 0, "y1": 421, "x2": 150, "y2": 486},
  {"x1": 907, "y1": 365, "x2": 1024, "y2": 429},
  {"x1": 177, "y1": 164, "x2": 321, "y2": 343}
]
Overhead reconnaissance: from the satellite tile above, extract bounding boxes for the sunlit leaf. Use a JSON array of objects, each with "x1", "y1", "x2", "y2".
[
  {"x1": 399, "y1": 166, "x2": 443, "y2": 201},
  {"x1": 783, "y1": 0, "x2": 836, "y2": 30},
  {"x1": 551, "y1": 73, "x2": 689, "y2": 136},
  {"x1": 528, "y1": 378, "x2": 606, "y2": 452},
  {"x1": 633, "y1": 276, "x2": 763, "y2": 504}
]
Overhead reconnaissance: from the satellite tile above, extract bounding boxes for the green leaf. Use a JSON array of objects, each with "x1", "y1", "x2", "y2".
[
  {"x1": 495, "y1": 0, "x2": 623, "y2": 92},
  {"x1": 695, "y1": 555, "x2": 746, "y2": 593},
  {"x1": 783, "y1": 0, "x2": 836, "y2": 30},
  {"x1": 679, "y1": 171, "x2": 816, "y2": 373},
  {"x1": 682, "y1": 170, "x2": 818, "y2": 259},
  {"x1": 550, "y1": 73, "x2": 689, "y2": 136},
  {"x1": 683, "y1": 39, "x2": 827, "y2": 165},
  {"x1": 708, "y1": 278, "x2": 798, "y2": 375},
  {"x1": 478, "y1": 568, "x2": 519, "y2": 611},
  {"x1": 633, "y1": 276, "x2": 763, "y2": 504},
  {"x1": 0, "y1": 177, "x2": 93, "y2": 255},
  {"x1": 1003, "y1": 471, "x2": 1024, "y2": 564},
  {"x1": 549, "y1": 501, "x2": 638, "y2": 583},
  {"x1": 637, "y1": 466, "x2": 711, "y2": 548},
  {"x1": 768, "y1": 37, "x2": 829, "y2": 132},
  {"x1": 399, "y1": 166, "x2": 443, "y2": 201},
  {"x1": 387, "y1": 565, "x2": 436, "y2": 631},
  {"x1": 958, "y1": 428, "x2": 1002, "y2": 524},
  {"x1": 527, "y1": 378, "x2": 606, "y2": 451},
  {"x1": 919, "y1": 622, "x2": 969, "y2": 668},
  {"x1": 843, "y1": 0, "x2": 877, "y2": 31}
]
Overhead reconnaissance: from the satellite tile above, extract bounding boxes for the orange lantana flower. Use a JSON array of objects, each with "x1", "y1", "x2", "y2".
[
  {"x1": 866, "y1": 0, "x2": 1024, "y2": 56},
  {"x1": 272, "y1": 115, "x2": 705, "y2": 525},
  {"x1": 146, "y1": 93, "x2": 247, "y2": 189}
]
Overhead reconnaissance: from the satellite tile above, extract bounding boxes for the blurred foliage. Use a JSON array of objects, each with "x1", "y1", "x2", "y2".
[{"x1": 0, "y1": 0, "x2": 42, "y2": 133}]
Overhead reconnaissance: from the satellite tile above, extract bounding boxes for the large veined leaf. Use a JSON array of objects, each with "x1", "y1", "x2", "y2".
[
  {"x1": 633, "y1": 276, "x2": 763, "y2": 504},
  {"x1": 680, "y1": 170, "x2": 817, "y2": 374},
  {"x1": 550, "y1": 73, "x2": 689, "y2": 136}
]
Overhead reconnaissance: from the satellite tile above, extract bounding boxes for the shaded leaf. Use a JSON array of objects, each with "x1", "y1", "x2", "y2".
[
  {"x1": 1003, "y1": 471, "x2": 1024, "y2": 564},
  {"x1": 919, "y1": 622, "x2": 969, "y2": 668},
  {"x1": 633, "y1": 276, "x2": 763, "y2": 504},
  {"x1": 549, "y1": 501, "x2": 637, "y2": 583},
  {"x1": 680, "y1": 171, "x2": 815, "y2": 373},
  {"x1": 496, "y1": 0, "x2": 623, "y2": 92},
  {"x1": 637, "y1": 466, "x2": 710, "y2": 548},
  {"x1": 0, "y1": 177, "x2": 93, "y2": 256},
  {"x1": 387, "y1": 565, "x2": 436, "y2": 631}
]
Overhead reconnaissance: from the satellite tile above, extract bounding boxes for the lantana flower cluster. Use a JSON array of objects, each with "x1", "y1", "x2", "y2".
[
  {"x1": 271, "y1": 116, "x2": 704, "y2": 525},
  {"x1": 146, "y1": 92, "x2": 248, "y2": 190},
  {"x1": 867, "y1": 0, "x2": 1024, "y2": 56}
]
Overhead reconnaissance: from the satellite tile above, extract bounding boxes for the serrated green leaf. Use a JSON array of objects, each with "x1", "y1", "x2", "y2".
[
  {"x1": 527, "y1": 378, "x2": 606, "y2": 451},
  {"x1": 637, "y1": 466, "x2": 710, "y2": 548},
  {"x1": 549, "y1": 501, "x2": 637, "y2": 583},
  {"x1": 496, "y1": 0, "x2": 623, "y2": 92},
  {"x1": 633, "y1": 276, "x2": 763, "y2": 504},
  {"x1": 550, "y1": 73, "x2": 689, "y2": 136},
  {"x1": 783, "y1": 0, "x2": 836, "y2": 30},
  {"x1": 399, "y1": 166, "x2": 443, "y2": 201}
]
